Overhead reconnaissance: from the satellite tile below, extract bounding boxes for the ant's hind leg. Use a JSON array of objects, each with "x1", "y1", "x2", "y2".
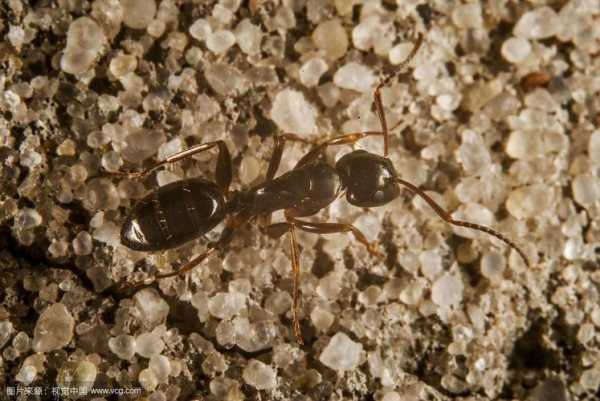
[
  {"x1": 111, "y1": 140, "x2": 232, "y2": 193},
  {"x1": 260, "y1": 219, "x2": 305, "y2": 344},
  {"x1": 129, "y1": 213, "x2": 248, "y2": 289}
]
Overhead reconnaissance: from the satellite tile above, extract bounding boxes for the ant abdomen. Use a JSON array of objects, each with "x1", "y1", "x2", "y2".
[{"x1": 121, "y1": 178, "x2": 226, "y2": 252}]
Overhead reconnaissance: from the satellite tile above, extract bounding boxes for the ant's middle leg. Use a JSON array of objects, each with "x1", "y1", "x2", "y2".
[
  {"x1": 113, "y1": 140, "x2": 232, "y2": 193},
  {"x1": 287, "y1": 216, "x2": 385, "y2": 259}
]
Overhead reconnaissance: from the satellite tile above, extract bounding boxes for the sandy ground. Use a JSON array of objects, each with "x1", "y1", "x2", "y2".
[{"x1": 0, "y1": 0, "x2": 599, "y2": 400}]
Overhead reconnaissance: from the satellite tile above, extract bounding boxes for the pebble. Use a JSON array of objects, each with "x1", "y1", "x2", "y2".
[
  {"x1": 420, "y1": 250, "x2": 443, "y2": 280},
  {"x1": 121, "y1": 129, "x2": 166, "y2": 164},
  {"x1": 207, "y1": 292, "x2": 246, "y2": 320},
  {"x1": 109, "y1": 54, "x2": 137, "y2": 78},
  {"x1": 189, "y1": 18, "x2": 211, "y2": 41},
  {"x1": 352, "y1": 16, "x2": 381, "y2": 51},
  {"x1": 501, "y1": 37, "x2": 531, "y2": 64},
  {"x1": 310, "y1": 306, "x2": 334, "y2": 332},
  {"x1": 436, "y1": 93, "x2": 461, "y2": 112},
  {"x1": 513, "y1": 7, "x2": 560, "y2": 40},
  {"x1": 56, "y1": 139, "x2": 77, "y2": 156},
  {"x1": 399, "y1": 281, "x2": 425, "y2": 306},
  {"x1": 8, "y1": 25, "x2": 25, "y2": 52},
  {"x1": 147, "y1": 19, "x2": 166, "y2": 38},
  {"x1": 108, "y1": 334, "x2": 136, "y2": 360},
  {"x1": 75, "y1": 360, "x2": 98, "y2": 390},
  {"x1": 572, "y1": 175, "x2": 600, "y2": 208},
  {"x1": 83, "y1": 178, "x2": 120, "y2": 211},
  {"x1": 480, "y1": 251, "x2": 506, "y2": 282},
  {"x1": 149, "y1": 355, "x2": 171, "y2": 382},
  {"x1": 17, "y1": 208, "x2": 42, "y2": 229},
  {"x1": 319, "y1": 332, "x2": 363, "y2": 371},
  {"x1": 243, "y1": 359, "x2": 277, "y2": 390},
  {"x1": 451, "y1": 3, "x2": 483, "y2": 29},
  {"x1": 506, "y1": 184, "x2": 552, "y2": 219},
  {"x1": 235, "y1": 19, "x2": 262, "y2": 56},
  {"x1": 204, "y1": 63, "x2": 247, "y2": 96},
  {"x1": 455, "y1": 130, "x2": 491, "y2": 176},
  {"x1": 239, "y1": 155, "x2": 261, "y2": 185},
  {"x1": 20, "y1": 149, "x2": 43, "y2": 168},
  {"x1": 312, "y1": 19, "x2": 348, "y2": 60},
  {"x1": 388, "y1": 42, "x2": 414, "y2": 65},
  {"x1": 72, "y1": 231, "x2": 93, "y2": 256},
  {"x1": 0, "y1": 320, "x2": 14, "y2": 349},
  {"x1": 32, "y1": 303, "x2": 75, "y2": 352},
  {"x1": 65, "y1": 17, "x2": 106, "y2": 52},
  {"x1": 505, "y1": 130, "x2": 544, "y2": 160},
  {"x1": 382, "y1": 391, "x2": 402, "y2": 401},
  {"x1": 48, "y1": 239, "x2": 69, "y2": 258},
  {"x1": 60, "y1": 17, "x2": 106, "y2": 75},
  {"x1": 353, "y1": 213, "x2": 380, "y2": 242},
  {"x1": 270, "y1": 89, "x2": 317, "y2": 135},
  {"x1": 92, "y1": 221, "x2": 120, "y2": 247},
  {"x1": 333, "y1": 62, "x2": 376, "y2": 93},
  {"x1": 206, "y1": 30, "x2": 236, "y2": 54},
  {"x1": 589, "y1": 130, "x2": 600, "y2": 164},
  {"x1": 191, "y1": 291, "x2": 210, "y2": 322},
  {"x1": 431, "y1": 272, "x2": 463, "y2": 308},
  {"x1": 16, "y1": 365, "x2": 36, "y2": 384},
  {"x1": 317, "y1": 82, "x2": 340, "y2": 108},
  {"x1": 133, "y1": 289, "x2": 170, "y2": 329},
  {"x1": 299, "y1": 58, "x2": 328, "y2": 88},
  {"x1": 139, "y1": 368, "x2": 159, "y2": 391},
  {"x1": 122, "y1": 0, "x2": 156, "y2": 29},
  {"x1": 136, "y1": 331, "x2": 165, "y2": 358},
  {"x1": 156, "y1": 170, "x2": 181, "y2": 187}
]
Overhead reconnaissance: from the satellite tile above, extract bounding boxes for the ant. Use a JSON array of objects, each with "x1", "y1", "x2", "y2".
[{"x1": 114, "y1": 33, "x2": 529, "y2": 344}]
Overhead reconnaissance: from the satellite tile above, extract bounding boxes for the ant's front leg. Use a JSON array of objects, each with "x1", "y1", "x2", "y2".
[
  {"x1": 111, "y1": 140, "x2": 232, "y2": 193},
  {"x1": 373, "y1": 33, "x2": 424, "y2": 156}
]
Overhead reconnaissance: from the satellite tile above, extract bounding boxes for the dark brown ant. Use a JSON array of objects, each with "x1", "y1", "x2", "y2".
[{"x1": 114, "y1": 34, "x2": 529, "y2": 344}]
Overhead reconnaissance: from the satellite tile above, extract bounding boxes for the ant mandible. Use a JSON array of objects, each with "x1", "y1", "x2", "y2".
[{"x1": 114, "y1": 33, "x2": 529, "y2": 344}]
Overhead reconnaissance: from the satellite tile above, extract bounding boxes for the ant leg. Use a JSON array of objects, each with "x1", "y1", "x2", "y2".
[
  {"x1": 113, "y1": 141, "x2": 232, "y2": 193},
  {"x1": 265, "y1": 134, "x2": 319, "y2": 182},
  {"x1": 295, "y1": 131, "x2": 385, "y2": 167},
  {"x1": 287, "y1": 223, "x2": 304, "y2": 344},
  {"x1": 396, "y1": 178, "x2": 530, "y2": 268},
  {"x1": 287, "y1": 215, "x2": 385, "y2": 260},
  {"x1": 374, "y1": 33, "x2": 424, "y2": 156},
  {"x1": 128, "y1": 213, "x2": 248, "y2": 290},
  {"x1": 259, "y1": 134, "x2": 318, "y2": 226}
]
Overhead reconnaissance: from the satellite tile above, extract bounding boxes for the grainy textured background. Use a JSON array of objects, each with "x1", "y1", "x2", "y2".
[{"x1": 0, "y1": 0, "x2": 599, "y2": 400}]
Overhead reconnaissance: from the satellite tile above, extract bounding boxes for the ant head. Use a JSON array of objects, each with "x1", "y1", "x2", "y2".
[{"x1": 335, "y1": 150, "x2": 400, "y2": 207}]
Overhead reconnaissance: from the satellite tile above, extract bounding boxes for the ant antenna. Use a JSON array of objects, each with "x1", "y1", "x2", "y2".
[
  {"x1": 375, "y1": 33, "x2": 425, "y2": 157},
  {"x1": 396, "y1": 178, "x2": 530, "y2": 268}
]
